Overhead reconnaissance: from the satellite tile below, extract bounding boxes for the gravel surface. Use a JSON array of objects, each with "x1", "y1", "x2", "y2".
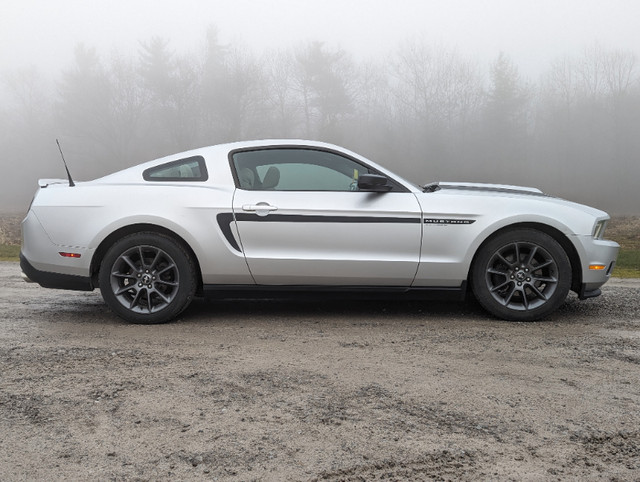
[{"x1": 1, "y1": 262, "x2": 639, "y2": 481}]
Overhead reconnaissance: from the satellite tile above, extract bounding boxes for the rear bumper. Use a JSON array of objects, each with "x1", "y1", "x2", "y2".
[{"x1": 20, "y1": 253, "x2": 93, "y2": 291}]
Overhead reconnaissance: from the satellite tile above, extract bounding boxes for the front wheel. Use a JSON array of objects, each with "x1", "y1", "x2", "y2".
[
  {"x1": 471, "y1": 229, "x2": 572, "y2": 321},
  {"x1": 99, "y1": 232, "x2": 197, "y2": 324}
]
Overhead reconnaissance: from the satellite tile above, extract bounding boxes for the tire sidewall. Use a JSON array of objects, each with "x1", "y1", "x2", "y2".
[
  {"x1": 99, "y1": 232, "x2": 196, "y2": 324},
  {"x1": 471, "y1": 229, "x2": 572, "y2": 321}
]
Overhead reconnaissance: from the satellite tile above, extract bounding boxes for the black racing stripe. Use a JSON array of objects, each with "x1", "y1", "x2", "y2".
[
  {"x1": 234, "y1": 213, "x2": 421, "y2": 224},
  {"x1": 216, "y1": 213, "x2": 242, "y2": 252},
  {"x1": 218, "y1": 212, "x2": 421, "y2": 253}
]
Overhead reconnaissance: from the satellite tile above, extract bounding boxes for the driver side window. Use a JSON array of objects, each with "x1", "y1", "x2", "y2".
[{"x1": 232, "y1": 148, "x2": 371, "y2": 192}]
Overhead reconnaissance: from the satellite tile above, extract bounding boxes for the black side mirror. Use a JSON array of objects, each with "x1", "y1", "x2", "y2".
[{"x1": 357, "y1": 173, "x2": 392, "y2": 192}]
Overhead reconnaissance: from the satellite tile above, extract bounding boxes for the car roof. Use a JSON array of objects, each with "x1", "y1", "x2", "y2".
[{"x1": 92, "y1": 140, "x2": 373, "y2": 184}]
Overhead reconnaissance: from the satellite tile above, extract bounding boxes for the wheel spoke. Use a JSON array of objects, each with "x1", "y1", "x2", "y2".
[
  {"x1": 496, "y1": 252, "x2": 511, "y2": 267},
  {"x1": 514, "y1": 243, "x2": 521, "y2": 263},
  {"x1": 157, "y1": 263, "x2": 177, "y2": 276},
  {"x1": 155, "y1": 279, "x2": 178, "y2": 287},
  {"x1": 533, "y1": 275, "x2": 557, "y2": 283},
  {"x1": 154, "y1": 290, "x2": 171, "y2": 304},
  {"x1": 528, "y1": 283, "x2": 547, "y2": 300},
  {"x1": 129, "y1": 288, "x2": 144, "y2": 310},
  {"x1": 502, "y1": 285, "x2": 517, "y2": 306},
  {"x1": 490, "y1": 279, "x2": 511, "y2": 292},
  {"x1": 521, "y1": 288, "x2": 529, "y2": 310},
  {"x1": 488, "y1": 267, "x2": 508, "y2": 277},
  {"x1": 525, "y1": 246, "x2": 538, "y2": 266},
  {"x1": 121, "y1": 255, "x2": 139, "y2": 273},
  {"x1": 148, "y1": 250, "x2": 162, "y2": 270},
  {"x1": 145, "y1": 290, "x2": 153, "y2": 313},
  {"x1": 533, "y1": 259, "x2": 554, "y2": 271},
  {"x1": 116, "y1": 285, "x2": 137, "y2": 296},
  {"x1": 138, "y1": 246, "x2": 147, "y2": 268}
]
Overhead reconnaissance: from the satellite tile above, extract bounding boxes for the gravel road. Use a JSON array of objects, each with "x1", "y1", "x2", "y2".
[{"x1": 1, "y1": 261, "x2": 639, "y2": 481}]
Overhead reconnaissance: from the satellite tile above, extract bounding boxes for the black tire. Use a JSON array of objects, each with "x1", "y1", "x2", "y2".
[
  {"x1": 98, "y1": 232, "x2": 197, "y2": 324},
  {"x1": 471, "y1": 228, "x2": 571, "y2": 321}
]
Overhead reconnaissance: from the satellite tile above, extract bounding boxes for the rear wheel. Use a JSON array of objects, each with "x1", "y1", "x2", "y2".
[
  {"x1": 99, "y1": 232, "x2": 197, "y2": 324},
  {"x1": 471, "y1": 229, "x2": 571, "y2": 321}
]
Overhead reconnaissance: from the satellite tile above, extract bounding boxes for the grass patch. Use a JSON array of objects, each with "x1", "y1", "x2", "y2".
[
  {"x1": 607, "y1": 217, "x2": 640, "y2": 278},
  {"x1": 612, "y1": 249, "x2": 640, "y2": 278},
  {"x1": 0, "y1": 244, "x2": 20, "y2": 261}
]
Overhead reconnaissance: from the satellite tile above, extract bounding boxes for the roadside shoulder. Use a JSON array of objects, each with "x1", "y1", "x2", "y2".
[{"x1": 606, "y1": 277, "x2": 640, "y2": 288}]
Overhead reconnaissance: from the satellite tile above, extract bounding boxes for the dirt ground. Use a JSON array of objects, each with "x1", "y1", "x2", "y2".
[{"x1": 1, "y1": 262, "x2": 639, "y2": 481}]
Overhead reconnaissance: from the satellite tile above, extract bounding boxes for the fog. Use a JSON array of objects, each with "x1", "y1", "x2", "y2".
[{"x1": 2, "y1": 0, "x2": 639, "y2": 214}]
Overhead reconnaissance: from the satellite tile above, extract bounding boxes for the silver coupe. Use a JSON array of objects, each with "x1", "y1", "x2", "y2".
[{"x1": 21, "y1": 140, "x2": 619, "y2": 323}]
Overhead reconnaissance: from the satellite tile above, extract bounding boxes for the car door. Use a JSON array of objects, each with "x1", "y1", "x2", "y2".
[{"x1": 230, "y1": 146, "x2": 422, "y2": 286}]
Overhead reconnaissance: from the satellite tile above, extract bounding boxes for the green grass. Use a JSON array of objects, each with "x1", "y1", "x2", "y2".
[
  {"x1": 607, "y1": 218, "x2": 639, "y2": 278},
  {"x1": 612, "y1": 249, "x2": 640, "y2": 278},
  {"x1": 0, "y1": 244, "x2": 20, "y2": 261}
]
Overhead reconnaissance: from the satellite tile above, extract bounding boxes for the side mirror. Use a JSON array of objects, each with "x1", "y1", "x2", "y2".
[{"x1": 357, "y1": 174, "x2": 392, "y2": 192}]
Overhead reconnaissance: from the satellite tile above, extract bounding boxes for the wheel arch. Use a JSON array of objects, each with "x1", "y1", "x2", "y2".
[
  {"x1": 90, "y1": 223, "x2": 203, "y2": 292},
  {"x1": 468, "y1": 222, "x2": 582, "y2": 294}
]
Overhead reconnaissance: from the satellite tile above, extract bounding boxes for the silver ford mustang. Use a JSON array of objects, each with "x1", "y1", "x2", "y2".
[{"x1": 21, "y1": 140, "x2": 619, "y2": 324}]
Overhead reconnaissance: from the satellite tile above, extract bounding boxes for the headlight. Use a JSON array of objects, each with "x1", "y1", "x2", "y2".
[{"x1": 593, "y1": 220, "x2": 607, "y2": 239}]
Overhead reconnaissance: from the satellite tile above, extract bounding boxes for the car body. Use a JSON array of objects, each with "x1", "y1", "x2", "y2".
[{"x1": 21, "y1": 139, "x2": 619, "y2": 323}]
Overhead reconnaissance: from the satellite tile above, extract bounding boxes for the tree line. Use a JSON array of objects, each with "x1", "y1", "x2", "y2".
[{"x1": 2, "y1": 28, "x2": 639, "y2": 213}]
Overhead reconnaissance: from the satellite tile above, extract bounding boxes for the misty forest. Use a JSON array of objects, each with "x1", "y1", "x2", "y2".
[{"x1": 1, "y1": 28, "x2": 639, "y2": 214}]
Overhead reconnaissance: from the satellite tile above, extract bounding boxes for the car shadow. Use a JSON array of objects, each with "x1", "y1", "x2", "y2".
[
  {"x1": 181, "y1": 292, "x2": 601, "y2": 326},
  {"x1": 185, "y1": 295, "x2": 487, "y2": 322}
]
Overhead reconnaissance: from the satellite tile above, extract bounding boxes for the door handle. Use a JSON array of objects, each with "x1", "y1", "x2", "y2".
[{"x1": 242, "y1": 203, "x2": 278, "y2": 215}]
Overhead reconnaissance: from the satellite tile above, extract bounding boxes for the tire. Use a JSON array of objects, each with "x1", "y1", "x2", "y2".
[
  {"x1": 471, "y1": 229, "x2": 571, "y2": 321},
  {"x1": 99, "y1": 232, "x2": 197, "y2": 324}
]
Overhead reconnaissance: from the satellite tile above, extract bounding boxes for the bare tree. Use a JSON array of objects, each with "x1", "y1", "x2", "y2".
[
  {"x1": 56, "y1": 44, "x2": 116, "y2": 176},
  {"x1": 138, "y1": 37, "x2": 201, "y2": 154},
  {"x1": 537, "y1": 44, "x2": 640, "y2": 210},
  {"x1": 1, "y1": 67, "x2": 57, "y2": 210},
  {"x1": 264, "y1": 49, "x2": 302, "y2": 137},
  {"x1": 482, "y1": 52, "x2": 531, "y2": 182},
  {"x1": 389, "y1": 41, "x2": 485, "y2": 178},
  {"x1": 293, "y1": 41, "x2": 356, "y2": 141}
]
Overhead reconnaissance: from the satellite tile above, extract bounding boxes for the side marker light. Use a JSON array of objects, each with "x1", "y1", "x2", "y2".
[
  {"x1": 589, "y1": 264, "x2": 606, "y2": 271},
  {"x1": 59, "y1": 252, "x2": 81, "y2": 258}
]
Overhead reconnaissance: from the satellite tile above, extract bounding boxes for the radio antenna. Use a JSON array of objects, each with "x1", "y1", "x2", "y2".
[{"x1": 56, "y1": 139, "x2": 75, "y2": 187}]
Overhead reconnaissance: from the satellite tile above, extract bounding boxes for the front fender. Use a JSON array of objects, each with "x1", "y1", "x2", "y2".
[{"x1": 413, "y1": 213, "x2": 582, "y2": 288}]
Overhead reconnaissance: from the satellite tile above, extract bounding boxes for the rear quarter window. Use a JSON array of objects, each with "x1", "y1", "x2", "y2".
[{"x1": 143, "y1": 156, "x2": 208, "y2": 182}]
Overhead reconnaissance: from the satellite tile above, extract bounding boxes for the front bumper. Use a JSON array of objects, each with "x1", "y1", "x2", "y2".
[
  {"x1": 578, "y1": 284, "x2": 603, "y2": 300},
  {"x1": 574, "y1": 235, "x2": 619, "y2": 299}
]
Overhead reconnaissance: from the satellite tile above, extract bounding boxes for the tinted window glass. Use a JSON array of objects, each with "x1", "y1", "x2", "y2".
[
  {"x1": 232, "y1": 148, "x2": 374, "y2": 191},
  {"x1": 143, "y1": 156, "x2": 208, "y2": 182}
]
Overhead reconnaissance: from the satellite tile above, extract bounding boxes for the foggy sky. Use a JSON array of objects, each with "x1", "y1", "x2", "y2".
[{"x1": 2, "y1": 0, "x2": 639, "y2": 79}]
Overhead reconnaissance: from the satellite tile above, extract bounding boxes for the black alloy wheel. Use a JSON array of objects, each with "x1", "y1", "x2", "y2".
[
  {"x1": 472, "y1": 229, "x2": 572, "y2": 321},
  {"x1": 99, "y1": 232, "x2": 197, "y2": 324}
]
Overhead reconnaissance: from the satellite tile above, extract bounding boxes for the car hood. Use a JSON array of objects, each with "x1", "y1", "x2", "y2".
[{"x1": 423, "y1": 181, "x2": 608, "y2": 219}]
